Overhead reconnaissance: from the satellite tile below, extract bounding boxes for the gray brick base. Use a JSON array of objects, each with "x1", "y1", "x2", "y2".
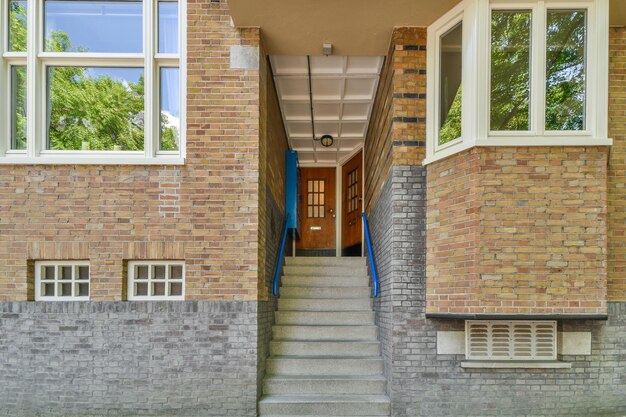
[
  {"x1": 0, "y1": 301, "x2": 258, "y2": 417},
  {"x1": 367, "y1": 164, "x2": 626, "y2": 416}
]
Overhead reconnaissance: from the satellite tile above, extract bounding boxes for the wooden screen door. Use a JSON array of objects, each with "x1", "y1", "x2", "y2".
[
  {"x1": 341, "y1": 151, "x2": 363, "y2": 255},
  {"x1": 297, "y1": 167, "x2": 336, "y2": 253}
]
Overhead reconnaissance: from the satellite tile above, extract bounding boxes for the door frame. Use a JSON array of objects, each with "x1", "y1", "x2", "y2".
[{"x1": 297, "y1": 145, "x2": 365, "y2": 257}]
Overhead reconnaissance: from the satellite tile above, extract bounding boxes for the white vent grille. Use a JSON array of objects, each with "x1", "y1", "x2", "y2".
[{"x1": 466, "y1": 321, "x2": 556, "y2": 360}]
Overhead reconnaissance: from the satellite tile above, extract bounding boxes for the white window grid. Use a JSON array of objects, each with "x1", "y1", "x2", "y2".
[
  {"x1": 127, "y1": 260, "x2": 185, "y2": 300},
  {"x1": 466, "y1": 320, "x2": 557, "y2": 361},
  {"x1": 35, "y1": 260, "x2": 90, "y2": 301},
  {"x1": 0, "y1": 0, "x2": 186, "y2": 164}
]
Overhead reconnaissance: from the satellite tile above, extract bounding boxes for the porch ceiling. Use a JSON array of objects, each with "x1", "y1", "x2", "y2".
[
  {"x1": 232, "y1": 0, "x2": 626, "y2": 56},
  {"x1": 270, "y1": 55, "x2": 383, "y2": 165}
]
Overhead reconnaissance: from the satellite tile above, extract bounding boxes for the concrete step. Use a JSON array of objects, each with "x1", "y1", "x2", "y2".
[
  {"x1": 281, "y1": 275, "x2": 369, "y2": 287},
  {"x1": 275, "y1": 310, "x2": 375, "y2": 325},
  {"x1": 266, "y1": 357, "x2": 384, "y2": 376},
  {"x1": 285, "y1": 257, "x2": 366, "y2": 266},
  {"x1": 280, "y1": 286, "x2": 371, "y2": 299},
  {"x1": 263, "y1": 375, "x2": 387, "y2": 395},
  {"x1": 270, "y1": 340, "x2": 380, "y2": 357},
  {"x1": 258, "y1": 394, "x2": 390, "y2": 416},
  {"x1": 278, "y1": 298, "x2": 372, "y2": 312},
  {"x1": 283, "y1": 265, "x2": 368, "y2": 276},
  {"x1": 273, "y1": 325, "x2": 377, "y2": 341}
]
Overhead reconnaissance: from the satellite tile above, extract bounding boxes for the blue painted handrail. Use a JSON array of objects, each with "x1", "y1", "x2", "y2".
[
  {"x1": 272, "y1": 215, "x2": 290, "y2": 297},
  {"x1": 362, "y1": 212, "x2": 379, "y2": 298}
]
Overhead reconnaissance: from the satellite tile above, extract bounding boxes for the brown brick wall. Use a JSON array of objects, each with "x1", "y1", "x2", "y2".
[
  {"x1": 609, "y1": 28, "x2": 626, "y2": 302},
  {"x1": 0, "y1": 1, "x2": 262, "y2": 301},
  {"x1": 427, "y1": 147, "x2": 608, "y2": 315},
  {"x1": 364, "y1": 28, "x2": 426, "y2": 211}
]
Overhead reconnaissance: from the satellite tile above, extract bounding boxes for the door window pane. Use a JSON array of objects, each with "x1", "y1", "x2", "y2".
[
  {"x1": 491, "y1": 10, "x2": 532, "y2": 131},
  {"x1": 47, "y1": 67, "x2": 145, "y2": 151},
  {"x1": 44, "y1": 0, "x2": 142, "y2": 53},
  {"x1": 158, "y1": 1, "x2": 179, "y2": 54},
  {"x1": 11, "y1": 66, "x2": 27, "y2": 150},
  {"x1": 439, "y1": 22, "x2": 463, "y2": 145},
  {"x1": 160, "y1": 67, "x2": 181, "y2": 151},
  {"x1": 8, "y1": 0, "x2": 27, "y2": 52},
  {"x1": 545, "y1": 10, "x2": 587, "y2": 131}
]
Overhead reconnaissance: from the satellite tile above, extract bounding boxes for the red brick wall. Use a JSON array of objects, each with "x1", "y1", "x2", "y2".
[
  {"x1": 0, "y1": 1, "x2": 262, "y2": 301},
  {"x1": 427, "y1": 147, "x2": 608, "y2": 315}
]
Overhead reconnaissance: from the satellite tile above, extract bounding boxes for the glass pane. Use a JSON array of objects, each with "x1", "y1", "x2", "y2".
[
  {"x1": 76, "y1": 282, "x2": 89, "y2": 297},
  {"x1": 439, "y1": 22, "x2": 463, "y2": 145},
  {"x1": 78, "y1": 266, "x2": 89, "y2": 280},
  {"x1": 60, "y1": 282, "x2": 72, "y2": 296},
  {"x1": 152, "y1": 282, "x2": 165, "y2": 296},
  {"x1": 60, "y1": 266, "x2": 72, "y2": 280},
  {"x1": 491, "y1": 10, "x2": 532, "y2": 131},
  {"x1": 158, "y1": 1, "x2": 179, "y2": 54},
  {"x1": 546, "y1": 10, "x2": 587, "y2": 131},
  {"x1": 160, "y1": 67, "x2": 181, "y2": 151},
  {"x1": 170, "y1": 265, "x2": 183, "y2": 280},
  {"x1": 153, "y1": 265, "x2": 166, "y2": 280},
  {"x1": 47, "y1": 67, "x2": 145, "y2": 151},
  {"x1": 44, "y1": 0, "x2": 142, "y2": 53},
  {"x1": 319, "y1": 181, "x2": 324, "y2": 193},
  {"x1": 136, "y1": 265, "x2": 149, "y2": 280},
  {"x1": 8, "y1": 0, "x2": 27, "y2": 52},
  {"x1": 43, "y1": 283, "x2": 55, "y2": 297},
  {"x1": 43, "y1": 266, "x2": 55, "y2": 281},
  {"x1": 169, "y1": 282, "x2": 182, "y2": 296},
  {"x1": 135, "y1": 282, "x2": 148, "y2": 296},
  {"x1": 11, "y1": 66, "x2": 27, "y2": 150}
]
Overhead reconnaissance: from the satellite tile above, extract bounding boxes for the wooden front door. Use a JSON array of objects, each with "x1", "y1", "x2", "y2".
[
  {"x1": 297, "y1": 167, "x2": 336, "y2": 252},
  {"x1": 341, "y1": 151, "x2": 363, "y2": 255}
]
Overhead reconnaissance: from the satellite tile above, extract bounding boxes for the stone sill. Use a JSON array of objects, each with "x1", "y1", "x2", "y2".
[{"x1": 461, "y1": 360, "x2": 572, "y2": 369}]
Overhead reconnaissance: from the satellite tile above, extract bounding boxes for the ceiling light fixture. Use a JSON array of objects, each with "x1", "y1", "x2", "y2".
[{"x1": 320, "y1": 134, "x2": 334, "y2": 148}]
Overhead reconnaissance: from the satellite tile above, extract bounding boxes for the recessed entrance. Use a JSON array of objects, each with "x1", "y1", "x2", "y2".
[{"x1": 296, "y1": 167, "x2": 336, "y2": 256}]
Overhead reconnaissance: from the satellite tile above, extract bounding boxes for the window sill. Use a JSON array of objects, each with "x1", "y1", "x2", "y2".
[
  {"x1": 461, "y1": 360, "x2": 572, "y2": 369},
  {"x1": 0, "y1": 156, "x2": 185, "y2": 165}
]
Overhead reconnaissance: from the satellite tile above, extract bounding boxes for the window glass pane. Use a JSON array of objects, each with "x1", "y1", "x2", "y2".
[
  {"x1": 169, "y1": 282, "x2": 182, "y2": 296},
  {"x1": 160, "y1": 68, "x2": 181, "y2": 151},
  {"x1": 60, "y1": 266, "x2": 72, "y2": 280},
  {"x1": 136, "y1": 265, "x2": 149, "y2": 280},
  {"x1": 545, "y1": 10, "x2": 587, "y2": 131},
  {"x1": 439, "y1": 22, "x2": 463, "y2": 145},
  {"x1": 77, "y1": 282, "x2": 89, "y2": 296},
  {"x1": 43, "y1": 266, "x2": 55, "y2": 280},
  {"x1": 44, "y1": 0, "x2": 142, "y2": 53},
  {"x1": 491, "y1": 10, "x2": 532, "y2": 131},
  {"x1": 8, "y1": 0, "x2": 27, "y2": 52},
  {"x1": 11, "y1": 66, "x2": 27, "y2": 150},
  {"x1": 135, "y1": 282, "x2": 148, "y2": 296},
  {"x1": 158, "y1": 1, "x2": 179, "y2": 54},
  {"x1": 153, "y1": 265, "x2": 166, "y2": 280},
  {"x1": 78, "y1": 266, "x2": 89, "y2": 280},
  {"x1": 170, "y1": 265, "x2": 183, "y2": 280},
  {"x1": 47, "y1": 67, "x2": 145, "y2": 151}
]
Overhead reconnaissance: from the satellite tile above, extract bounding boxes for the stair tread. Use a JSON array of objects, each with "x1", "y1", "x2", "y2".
[
  {"x1": 269, "y1": 355, "x2": 382, "y2": 360},
  {"x1": 265, "y1": 374, "x2": 386, "y2": 381},
  {"x1": 260, "y1": 394, "x2": 390, "y2": 403}
]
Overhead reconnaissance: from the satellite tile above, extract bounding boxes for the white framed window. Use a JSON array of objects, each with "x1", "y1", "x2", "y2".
[
  {"x1": 127, "y1": 261, "x2": 184, "y2": 300},
  {"x1": 35, "y1": 260, "x2": 90, "y2": 301},
  {"x1": 425, "y1": 0, "x2": 611, "y2": 164},
  {"x1": 0, "y1": 0, "x2": 186, "y2": 165},
  {"x1": 466, "y1": 320, "x2": 557, "y2": 361}
]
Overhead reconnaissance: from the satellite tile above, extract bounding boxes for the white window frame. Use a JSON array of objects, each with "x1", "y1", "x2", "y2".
[
  {"x1": 465, "y1": 320, "x2": 557, "y2": 361},
  {"x1": 0, "y1": 0, "x2": 187, "y2": 165},
  {"x1": 425, "y1": 0, "x2": 611, "y2": 165},
  {"x1": 127, "y1": 260, "x2": 185, "y2": 301},
  {"x1": 34, "y1": 260, "x2": 90, "y2": 301}
]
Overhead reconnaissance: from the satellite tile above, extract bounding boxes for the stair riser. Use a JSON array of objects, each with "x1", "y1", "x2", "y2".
[
  {"x1": 283, "y1": 266, "x2": 368, "y2": 276},
  {"x1": 285, "y1": 257, "x2": 366, "y2": 267},
  {"x1": 278, "y1": 299, "x2": 372, "y2": 311},
  {"x1": 270, "y1": 341, "x2": 380, "y2": 356},
  {"x1": 267, "y1": 359, "x2": 383, "y2": 376},
  {"x1": 263, "y1": 378, "x2": 386, "y2": 395},
  {"x1": 281, "y1": 276, "x2": 369, "y2": 287},
  {"x1": 273, "y1": 326, "x2": 377, "y2": 341},
  {"x1": 275, "y1": 311, "x2": 375, "y2": 325},
  {"x1": 280, "y1": 287, "x2": 371, "y2": 299},
  {"x1": 258, "y1": 401, "x2": 390, "y2": 416}
]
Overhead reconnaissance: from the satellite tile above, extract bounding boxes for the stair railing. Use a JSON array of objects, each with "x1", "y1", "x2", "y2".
[
  {"x1": 362, "y1": 212, "x2": 379, "y2": 298},
  {"x1": 272, "y1": 215, "x2": 290, "y2": 297}
]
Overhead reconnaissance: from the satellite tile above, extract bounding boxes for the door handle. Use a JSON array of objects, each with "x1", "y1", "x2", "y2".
[{"x1": 328, "y1": 208, "x2": 336, "y2": 219}]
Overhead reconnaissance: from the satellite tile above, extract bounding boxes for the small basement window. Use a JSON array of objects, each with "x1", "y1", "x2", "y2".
[
  {"x1": 128, "y1": 261, "x2": 185, "y2": 300},
  {"x1": 35, "y1": 261, "x2": 90, "y2": 301},
  {"x1": 465, "y1": 320, "x2": 557, "y2": 361}
]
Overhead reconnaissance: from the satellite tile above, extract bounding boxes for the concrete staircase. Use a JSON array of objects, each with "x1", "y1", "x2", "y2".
[{"x1": 259, "y1": 257, "x2": 390, "y2": 417}]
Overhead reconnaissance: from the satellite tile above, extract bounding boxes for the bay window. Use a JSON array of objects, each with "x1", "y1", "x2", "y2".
[
  {"x1": 0, "y1": 0, "x2": 185, "y2": 163},
  {"x1": 426, "y1": 0, "x2": 610, "y2": 164}
]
